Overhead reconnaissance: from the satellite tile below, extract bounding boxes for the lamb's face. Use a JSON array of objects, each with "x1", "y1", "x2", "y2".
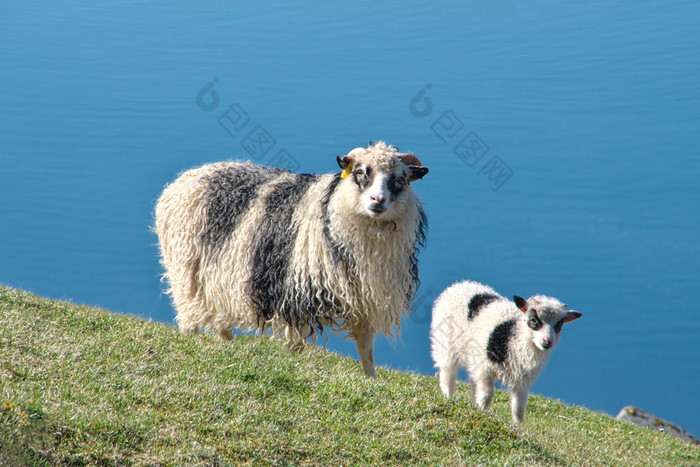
[
  {"x1": 337, "y1": 142, "x2": 429, "y2": 219},
  {"x1": 514, "y1": 295, "x2": 582, "y2": 352}
]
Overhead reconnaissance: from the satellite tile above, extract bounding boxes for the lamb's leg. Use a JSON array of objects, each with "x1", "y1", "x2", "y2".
[
  {"x1": 510, "y1": 384, "x2": 530, "y2": 423},
  {"x1": 470, "y1": 373, "x2": 496, "y2": 411},
  {"x1": 438, "y1": 361, "x2": 458, "y2": 397},
  {"x1": 351, "y1": 322, "x2": 376, "y2": 378}
]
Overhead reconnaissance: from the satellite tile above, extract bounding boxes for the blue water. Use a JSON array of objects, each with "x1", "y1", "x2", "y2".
[{"x1": 2, "y1": 1, "x2": 699, "y2": 436}]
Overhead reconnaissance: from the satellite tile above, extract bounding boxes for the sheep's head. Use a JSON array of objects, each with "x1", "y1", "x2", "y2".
[
  {"x1": 513, "y1": 295, "x2": 582, "y2": 351},
  {"x1": 336, "y1": 141, "x2": 429, "y2": 219}
]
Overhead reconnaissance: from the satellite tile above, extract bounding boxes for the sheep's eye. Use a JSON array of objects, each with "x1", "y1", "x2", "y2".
[
  {"x1": 354, "y1": 168, "x2": 365, "y2": 176},
  {"x1": 396, "y1": 176, "x2": 407, "y2": 186}
]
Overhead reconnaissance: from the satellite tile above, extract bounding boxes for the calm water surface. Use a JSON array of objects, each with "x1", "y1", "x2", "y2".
[{"x1": 2, "y1": 1, "x2": 699, "y2": 434}]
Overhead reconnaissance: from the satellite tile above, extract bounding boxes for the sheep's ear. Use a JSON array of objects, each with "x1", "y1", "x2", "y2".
[
  {"x1": 336, "y1": 155, "x2": 354, "y2": 171},
  {"x1": 408, "y1": 166, "x2": 429, "y2": 182},
  {"x1": 397, "y1": 153, "x2": 423, "y2": 167},
  {"x1": 562, "y1": 311, "x2": 582, "y2": 323},
  {"x1": 513, "y1": 296, "x2": 529, "y2": 312}
]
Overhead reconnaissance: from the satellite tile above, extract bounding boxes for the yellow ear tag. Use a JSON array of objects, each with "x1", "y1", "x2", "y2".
[{"x1": 340, "y1": 163, "x2": 353, "y2": 179}]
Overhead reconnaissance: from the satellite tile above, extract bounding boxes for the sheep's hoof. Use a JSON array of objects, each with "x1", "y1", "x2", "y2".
[
  {"x1": 216, "y1": 329, "x2": 234, "y2": 341},
  {"x1": 287, "y1": 342, "x2": 306, "y2": 354},
  {"x1": 363, "y1": 366, "x2": 377, "y2": 379}
]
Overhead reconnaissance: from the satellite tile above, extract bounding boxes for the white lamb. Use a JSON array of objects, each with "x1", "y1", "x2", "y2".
[{"x1": 430, "y1": 280, "x2": 582, "y2": 423}]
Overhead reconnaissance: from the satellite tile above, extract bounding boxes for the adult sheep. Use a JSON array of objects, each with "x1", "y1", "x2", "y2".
[{"x1": 154, "y1": 141, "x2": 429, "y2": 377}]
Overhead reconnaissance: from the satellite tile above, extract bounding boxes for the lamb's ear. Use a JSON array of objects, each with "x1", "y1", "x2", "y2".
[
  {"x1": 408, "y1": 166, "x2": 429, "y2": 182},
  {"x1": 562, "y1": 311, "x2": 582, "y2": 323},
  {"x1": 513, "y1": 296, "x2": 529, "y2": 313},
  {"x1": 336, "y1": 154, "x2": 354, "y2": 171}
]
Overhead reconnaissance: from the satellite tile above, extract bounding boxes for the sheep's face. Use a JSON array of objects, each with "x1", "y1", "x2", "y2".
[
  {"x1": 513, "y1": 295, "x2": 582, "y2": 352},
  {"x1": 337, "y1": 142, "x2": 429, "y2": 219}
]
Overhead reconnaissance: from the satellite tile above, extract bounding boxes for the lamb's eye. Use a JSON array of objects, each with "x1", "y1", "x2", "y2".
[
  {"x1": 528, "y1": 316, "x2": 542, "y2": 330},
  {"x1": 396, "y1": 176, "x2": 407, "y2": 186},
  {"x1": 354, "y1": 168, "x2": 365, "y2": 176}
]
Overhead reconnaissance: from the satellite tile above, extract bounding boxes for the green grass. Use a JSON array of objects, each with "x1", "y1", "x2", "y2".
[{"x1": 1, "y1": 286, "x2": 698, "y2": 466}]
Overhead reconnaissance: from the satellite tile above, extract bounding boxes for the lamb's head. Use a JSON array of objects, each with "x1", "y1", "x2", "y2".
[
  {"x1": 336, "y1": 141, "x2": 429, "y2": 219},
  {"x1": 513, "y1": 295, "x2": 582, "y2": 351}
]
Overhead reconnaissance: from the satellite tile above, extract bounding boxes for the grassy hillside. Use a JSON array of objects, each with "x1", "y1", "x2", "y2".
[{"x1": 1, "y1": 286, "x2": 697, "y2": 466}]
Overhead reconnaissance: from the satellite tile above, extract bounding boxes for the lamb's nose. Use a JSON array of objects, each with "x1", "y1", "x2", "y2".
[{"x1": 542, "y1": 341, "x2": 552, "y2": 350}]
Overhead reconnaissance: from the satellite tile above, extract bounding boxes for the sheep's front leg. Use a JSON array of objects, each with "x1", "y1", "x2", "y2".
[
  {"x1": 470, "y1": 372, "x2": 496, "y2": 411},
  {"x1": 284, "y1": 325, "x2": 307, "y2": 354},
  {"x1": 351, "y1": 322, "x2": 376, "y2": 378},
  {"x1": 438, "y1": 360, "x2": 458, "y2": 397},
  {"x1": 510, "y1": 384, "x2": 530, "y2": 423}
]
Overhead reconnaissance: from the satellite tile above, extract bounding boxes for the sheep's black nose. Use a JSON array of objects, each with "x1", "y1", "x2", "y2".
[{"x1": 542, "y1": 341, "x2": 552, "y2": 349}]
